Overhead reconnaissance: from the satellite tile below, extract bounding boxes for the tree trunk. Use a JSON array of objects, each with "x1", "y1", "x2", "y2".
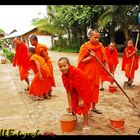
[
  {"x1": 109, "y1": 23, "x2": 115, "y2": 42},
  {"x1": 51, "y1": 34, "x2": 54, "y2": 49},
  {"x1": 58, "y1": 34, "x2": 63, "y2": 48},
  {"x1": 122, "y1": 25, "x2": 129, "y2": 43},
  {"x1": 110, "y1": 33, "x2": 115, "y2": 42},
  {"x1": 67, "y1": 27, "x2": 71, "y2": 48}
]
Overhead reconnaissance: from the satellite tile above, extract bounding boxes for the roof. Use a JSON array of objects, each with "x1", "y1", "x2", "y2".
[{"x1": 4, "y1": 26, "x2": 37, "y2": 39}]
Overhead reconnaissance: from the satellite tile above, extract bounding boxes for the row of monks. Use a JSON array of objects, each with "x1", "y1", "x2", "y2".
[{"x1": 12, "y1": 30, "x2": 139, "y2": 133}]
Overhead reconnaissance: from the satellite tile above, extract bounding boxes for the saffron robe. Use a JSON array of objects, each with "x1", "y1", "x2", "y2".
[
  {"x1": 101, "y1": 46, "x2": 118, "y2": 83},
  {"x1": 35, "y1": 43, "x2": 55, "y2": 87},
  {"x1": 122, "y1": 45, "x2": 139, "y2": 79},
  {"x1": 62, "y1": 66, "x2": 92, "y2": 115},
  {"x1": 13, "y1": 42, "x2": 30, "y2": 80},
  {"x1": 29, "y1": 54, "x2": 51, "y2": 97},
  {"x1": 77, "y1": 41, "x2": 108, "y2": 103}
]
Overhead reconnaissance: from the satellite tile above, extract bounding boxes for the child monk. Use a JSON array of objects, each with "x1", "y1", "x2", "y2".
[
  {"x1": 28, "y1": 47, "x2": 52, "y2": 100},
  {"x1": 58, "y1": 57, "x2": 92, "y2": 133},
  {"x1": 29, "y1": 35, "x2": 55, "y2": 97},
  {"x1": 122, "y1": 40, "x2": 139, "y2": 86},
  {"x1": 13, "y1": 37, "x2": 30, "y2": 91},
  {"x1": 100, "y1": 42, "x2": 118, "y2": 90},
  {"x1": 77, "y1": 29, "x2": 110, "y2": 114}
]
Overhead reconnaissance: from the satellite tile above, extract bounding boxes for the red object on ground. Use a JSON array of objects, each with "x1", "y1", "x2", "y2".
[
  {"x1": 109, "y1": 85, "x2": 117, "y2": 93},
  {"x1": 60, "y1": 114, "x2": 75, "y2": 132},
  {"x1": 110, "y1": 119, "x2": 125, "y2": 130}
]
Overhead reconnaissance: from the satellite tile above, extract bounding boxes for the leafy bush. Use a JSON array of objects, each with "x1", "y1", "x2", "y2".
[
  {"x1": 3, "y1": 48, "x2": 8, "y2": 53},
  {"x1": 6, "y1": 52, "x2": 14, "y2": 62},
  {"x1": 2, "y1": 48, "x2": 14, "y2": 62},
  {"x1": 51, "y1": 38, "x2": 80, "y2": 53}
]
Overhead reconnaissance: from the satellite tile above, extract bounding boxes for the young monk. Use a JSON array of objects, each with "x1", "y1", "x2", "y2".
[
  {"x1": 122, "y1": 40, "x2": 139, "y2": 86},
  {"x1": 13, "y1": 37, "x2": 30, "y2": 91},
  {"x1": 28, "y1": 47, "x2": 52, "y2": 100},
  {"x1": 77, "y1": 29, "x2": 110, "y2": 114},
  {"x1": 58, "y1": 57, "x2": 92, "y2": 133},
  {"x1": 100, "y1": 42, "x2": 119, "y2": 90},
  {"x1": 29, "y1": 35, "x2": 55, "y2": 97}
]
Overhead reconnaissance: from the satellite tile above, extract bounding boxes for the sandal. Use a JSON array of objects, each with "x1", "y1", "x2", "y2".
[
  {"x1": 100, "y1": 88, "x2": 104, "y2": 91},
  {"x1": 82, "y1": 126, "x2": 90, "y2": 134},
  {"x1": 48, "y1": 90, "x2": 52, "y2": 97},
  {"x1": 43, "y1": 94, "x2": 51, "y2": 99},
  {"x1": 32, "y1": 96, "x2": 44, "y2": 101},
  {"x1": 24, "y1": 86, "x2": 29, "y2": 91},
  {"x1": 90, "y1": 109, "x2": 102, "y2": 114}
]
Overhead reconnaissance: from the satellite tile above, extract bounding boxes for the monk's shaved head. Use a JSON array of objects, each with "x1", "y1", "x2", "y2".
[
  {"x1": 29, "y1": 47, "x2": 35, "y2": 54},
  {"x1": 128, "y1": 39, "x2": 134, "y2": 44},
  {"x1": 30, "y1": 35, "x2": 38, "y2": 42},
  {"x1": 13, "y1": 37, "x2": 21, "y2": 44},
  {"x1": 88, "y1": 29, "x2": 100, "y2": 38},
  {"x1": 58, "y1": 57, "x2": 70, "y2": 65}
]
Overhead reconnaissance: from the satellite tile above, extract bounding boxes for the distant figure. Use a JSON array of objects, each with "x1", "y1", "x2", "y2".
[
  {"x1": 30, "y1": 35, "x2": 55, "y2": 98},
  {"x1": 9, "y1": 44, "x2": 12, "y2": 52},
  {"x1": 28, "y1": 47, "x2": 52, "y2": 100},
  {"x1": 58, "y1": 57, "x2": 92, "y2": 133},
  {"x1": 13, "y1": 37, "x2": 30, "y2": 91},
  {"x1": 100, "y1": 42, "x2": 118, "y2": 90},
  {"x1": 122, "y1": 40, "x2": 139, "y2": 85}
]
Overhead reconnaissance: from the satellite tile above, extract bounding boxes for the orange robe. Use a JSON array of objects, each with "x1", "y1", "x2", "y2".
[
  {"x1": 29, "y1": 54, "x2": 51, "y2": 97},
  {"x1": 122, "y1": 46, "x2": 138, "y2": 80},
  {"x1": 101, "y1": 46, "x2": 118, "y2": 83},
  {"x1": 35, "y1": 43, "x2": 55, "y2": 87},
  {"x1": 77, "y1": 41, "x2": 107, "y2": 103},
  {"x1": 13, "y1": 42, "x2": 30, "y2": 80},
  {"x1": 62, "y1": 66, "x2": 92, "y2": 115}
]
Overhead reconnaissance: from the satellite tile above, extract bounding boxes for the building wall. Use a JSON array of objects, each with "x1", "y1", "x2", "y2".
[{"x1": 21, "y1": 28, "x2": 53, "y2": 49}]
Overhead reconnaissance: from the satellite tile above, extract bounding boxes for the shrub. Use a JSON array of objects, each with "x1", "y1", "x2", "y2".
[
  {"x1": 3, "y1": 48, "x2": 8, "y2": 53},
  {"x1": 6, "y1": 52, "x2": 14, "y2": 62}
]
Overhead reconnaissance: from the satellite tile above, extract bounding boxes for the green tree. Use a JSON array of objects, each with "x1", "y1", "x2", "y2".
[
  {"x1": 98, "y1": 5, "x2": 140, "y2": 42},
  {"x1": 32, "y1": 5, "x2": 67, "y2": 48},
  {"x1": 0, "y1": 28, "x2": 5, "y2": 34},
  {"x1": 0, "y1": 28, "x2": 5, "y2": 47},
  {"x1": 56, "y1": 5, "x2": 105, "y2": 50}
]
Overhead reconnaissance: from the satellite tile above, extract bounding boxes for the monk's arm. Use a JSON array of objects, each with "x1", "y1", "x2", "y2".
[
  {"x1": 81, "y1": 50, "x2": 95, "y2": 63},
  {"x1": 34, "y1": 60, "x2": 43, "y2": 80},
  {"x1": 82, "y1": 55, "x2": 92, "y2": 62},
  {"x1": 67, "y1": 90, "x2": 72, "y2": 112},
  {"x1": 126, "y1": 50, "x2": 137, "y2": 58},
  {"x1": 13, "y1": 55, "x2": 17, "y2": 66}
]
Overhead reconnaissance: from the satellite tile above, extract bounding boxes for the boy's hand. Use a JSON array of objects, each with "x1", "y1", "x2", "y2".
[
  {"x1": 66, "y1": 107, "x2": 72, "y2": 113},
  {"x1": 89, "y1": 50, "x2": 95, "y2": 57}
]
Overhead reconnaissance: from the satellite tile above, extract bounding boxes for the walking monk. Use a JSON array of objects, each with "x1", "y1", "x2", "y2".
[
  {"x1": 29, "y1": 35, "x2": 55, "y2": 97},
  {"x1": 58, "y1": 57, "x2": 92, "y2": 133},
  {"x1": 77, "y1": 29, "x2": 110, "y2": 114},
  {"x1": 28, "y1": 47, "x2": 52, "y2": 100},
  {"x1": 13, "y1": 37, "x2": 30, "y2": 91},
  {"x1": 100, "y1": 42, "x2": 119, "y2": 90},
  {"x1": 122, "y1": 40, "x2": 139, "y2": 86}
]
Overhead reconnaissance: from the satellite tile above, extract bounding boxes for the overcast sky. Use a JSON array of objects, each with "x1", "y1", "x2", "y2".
[{"x1": 0, "y1": 5, "x2": 47, "y2": 33}]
